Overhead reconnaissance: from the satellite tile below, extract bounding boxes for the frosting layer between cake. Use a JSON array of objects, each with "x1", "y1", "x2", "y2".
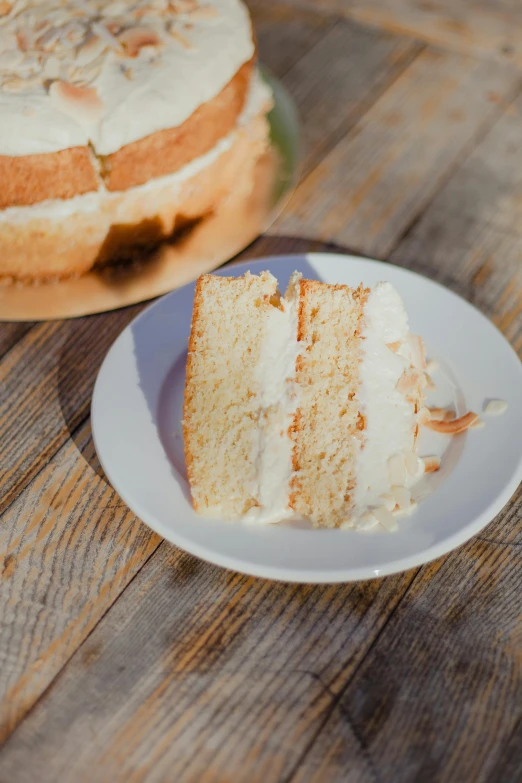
[
  {"x1": 352, "y1": 282, "x2": 425, "y2": 526},
  {"x1": 246, "y1": 275, "x2": 301, "y2": 524},
  {"x1": 0, "y1": 69, "x2": 271, "y2": 222}
]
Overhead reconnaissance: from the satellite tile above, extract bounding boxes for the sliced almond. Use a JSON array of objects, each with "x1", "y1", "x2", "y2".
[
  {"x1": 423, "y1": 455, "x2": 441, "y2": 473},
  {"x1": 373, "y1": 506, "x2": 398, "y2": 532},
  {"x1": 424, "y1": 411, "x2": 479, "y2": 435},
  {"x1": 392, "y1": 486, "x2": 412, "y2": 509},
  {"x1": 355, "y1": 513, "x2": 379, "y2": 532},
  {"x1": 169, "y1": 27, "x2": 195, "y2": 49},
  {"x1": 92, "y1": 22, "x2": 122, "y2": 52},
  {"x1": 484, "y1": 399, "x2": 508, "y2": 416},
  {"x1": 2, "y1": 75, "x2": 42, "y2": 91},
  {"x1": 470, "y1": 419, "x2": 486, "y2": 430},
  {"x1": 388, "y1": 454, "x2": 407, "y2": 486},
  {"x1": 118, "y1": 27, "x2": 161, "y2": 57},
  {"x1": 428, "y1": 408, "x2": 455, "y2": 422},
  {"x1": 404, "y1": 451, "x2": 424, "y2": 478},
  {"x1": 16, "y1": 29, "x2": 32, "y2": 52},
  {"x1": 426, "y1": 359, "x2": 439, "y2": 373},
  {"x1": 424, "y1": 373, "x2": 436, "y2": 390},
  {"x1": 170, "y1": 0, "x2": 198, "y2": 12},
  {"x1": 76, "y1": 34, "x2": 108, "y2": 66},
  {"x1": 187, "y1": 5, "x2": 219, "y2": 19},
  {"x1": 49, "y1": 80, "x2": 104, "y2": 122},
  {"x1": 101, "y1": 0, "x2": 128, "y2": 16},
  {"x1": 407, "y1": 334, "x2": 427, "y2": 370},
  {"x1": 396, "y1": 368, "x2": 424, "y2": 395},
  {"x1": 42, "y1": 56, "x2": 61, "y2": 80},
  {"x1": 380, "y1": 493, "x2": 396, "y2": 511}
]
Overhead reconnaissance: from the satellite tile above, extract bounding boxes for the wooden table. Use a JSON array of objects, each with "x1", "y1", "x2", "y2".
[{"x1": 2, "y1": 1, "x2": 522, "y2": 780}]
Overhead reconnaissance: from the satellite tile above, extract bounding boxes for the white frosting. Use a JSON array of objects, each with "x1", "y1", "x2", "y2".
[
  {"x1": 0, "y1": 70, "x2": 271, "y2": 222},
  {"x1": 352, "y1": 282, "x2": 423, "y2": 525},
  {"x1": 245, "y1": 275, "x2": 300, "y2": 524},
  {"x1": 0, "y1": 0, "x2": 254, "y2": 156}
]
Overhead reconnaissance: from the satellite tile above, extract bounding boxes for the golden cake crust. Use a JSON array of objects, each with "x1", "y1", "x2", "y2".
[
  {"x1": 0, "y1": 57, "x2": 254, "y2": 209},
  {"x1": 0, "y1": 108, "x2": 270, "y2": 280},
  {"x1": 102, "y1": 58, "x2": 254, "y2": 192},
  {"x1": 0, "y1": 147, "x2": 99, "y2": 210}
]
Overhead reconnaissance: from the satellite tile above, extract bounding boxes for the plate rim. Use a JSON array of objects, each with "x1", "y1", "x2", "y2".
[{"x1": 91, "y1": 252, "x2": 522, "y2": 583}]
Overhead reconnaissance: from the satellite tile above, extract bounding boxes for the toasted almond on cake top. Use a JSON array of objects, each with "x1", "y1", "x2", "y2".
[
  {"x1": 49, "y1": 79, "x2": 104, "y2": 121},
  {"x1": 118, "y1": 27, "x2": 162, "y2": 57}
]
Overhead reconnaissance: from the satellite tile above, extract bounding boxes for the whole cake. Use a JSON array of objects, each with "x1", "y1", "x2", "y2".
[
  {"x1": 183, "y1": 271, "x2": 479, "y2": 529},
  {"x1": 0, "y1": 0, "x2": 272, "y2": 280}
]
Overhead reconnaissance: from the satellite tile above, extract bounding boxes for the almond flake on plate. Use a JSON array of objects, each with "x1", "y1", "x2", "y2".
[
  {"x1": 424, "y1": 411, "x2": 479, "y2": 435},
  {"x1": 484, "y1": 399, "x2": 508, "y2": 416},
  {"x1": 118, "y1": 26, "x2": 162, "y2": 57},
  {"x1": 392, "y1": 486, "x2": 412, "y2": 509}
]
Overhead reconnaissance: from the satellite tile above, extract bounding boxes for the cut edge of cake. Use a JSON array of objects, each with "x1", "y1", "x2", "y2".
[{"x1": 183, "y1": 269, "x2": 463, "y2": 530}]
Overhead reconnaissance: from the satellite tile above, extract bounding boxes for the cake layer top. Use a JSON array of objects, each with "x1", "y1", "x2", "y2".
[{"x1": 0, "y1": 0, "x2": 254, "y2": 156}]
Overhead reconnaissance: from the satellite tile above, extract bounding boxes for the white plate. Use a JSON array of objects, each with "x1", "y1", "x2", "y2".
[{"x1": 91, "y1": 253, "x2": 522, "y2": 582}]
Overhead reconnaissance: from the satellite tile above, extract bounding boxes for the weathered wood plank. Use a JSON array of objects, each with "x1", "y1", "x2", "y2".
[
  {"x1": 0, "y1": 322, "x2": 35, "y2": 359},
  {"x1": 275, "y1": 47, "x2": 520, "y2": 258},
  {"x1": 0, "y1": 235, "x2": 346, "y2": 746},
  {"x1": 0, "y1": 305, "x2": 143, "y2": 516},
  {"x1": 268, "y1": 16, "x2": 420, "y2": 177},
  {"x1": 0, "y1": 419, "x2": 161, "y2": 743},
  {"x1": 0, "y1": 541, "x2": 416, "y2": 782},
  {"x1": 273, "y1": 0, "x2": 522, "y2": 67},
  {"x1": 389, "y1": 90, "x2": 522, "y2": 355},
  {"x1": 247, "y1": 0, "x2": 337, "y2": 79},
  {"x1": 295, "y1": 534, "x2": 522, "y2": 782}
]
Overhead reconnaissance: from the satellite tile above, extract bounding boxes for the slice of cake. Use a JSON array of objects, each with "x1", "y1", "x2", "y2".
[
  {"x1": 0, "y1": 0, "x2": 272, "y2": 280},
  {"x1": 184, "y1": 270, "x2": 461, "y2": 529}
]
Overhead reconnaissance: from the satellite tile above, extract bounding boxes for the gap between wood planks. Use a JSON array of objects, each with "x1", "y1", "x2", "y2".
[
  {"x1": 381, "y1": 74, "x2": 522, "y2": 263},
  {"x1": 259, "y1": 0, "x2": 522, "y2": 69},
  {"x1": 281, "y1": 565, "x2": 427, "y2": 783}
]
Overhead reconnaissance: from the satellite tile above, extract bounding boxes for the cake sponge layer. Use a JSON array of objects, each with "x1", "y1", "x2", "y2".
[
  {"x1": 184, "y1": 271, "x2": 279, "y2": 517},
  {"x1": 290, "y1": 280, "x2": 369, "y2": 528}
]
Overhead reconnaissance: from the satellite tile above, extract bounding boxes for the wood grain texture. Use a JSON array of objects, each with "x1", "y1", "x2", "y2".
[
  {"x1": 0, "y1": 541, "x2": 416, "y2": 782},
  {"x1": 275, "y1": 46, "x2": 521, "y2": 258},
  {"x1": 389, "y1": 90, "x2": 522, "y2": 355},
  {"x1": 0, "y1": 306, "x2": 142, "y2": 516},
  {"x1": 0, "y1": 419, "x2": 161, "y2": 742},
  {"x1": 0, "y1": 322, "x2": 35, "y2": 359},
  {"x1": 267, "y1": 17, "x2": 420, "y2": 176},
  {"x1": 247, "y1": 0, "x2": 337, "y2": 78},
  {"x1": 271, "y1": 0, "x2": 522, "y2": 67},
  {"x1": 298, "y1": 536, "x2": 522, "y2": 782}
]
